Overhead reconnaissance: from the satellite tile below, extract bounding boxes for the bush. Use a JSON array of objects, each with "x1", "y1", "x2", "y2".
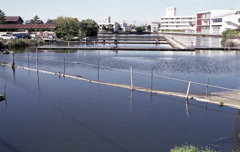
[
  {"x1": 8, "y1": 39, "x2": 46, "y2": 48},
  {"x1": 221, "y1": 29, "x2": 239, "y2": 44},
  {"x1": 0, "y1": 41, "x2": 5, "y2": 49},
  {"x1": 170, "y1": 144, "x2": 217, "y2": 152},
  {"x1": 8, "y1": 39, "x2": 30, "y2": 48}
]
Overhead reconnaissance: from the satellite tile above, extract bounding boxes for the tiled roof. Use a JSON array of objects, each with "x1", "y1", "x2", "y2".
[{"x1": 0, "y1": 24, "x2": 56, "y2": 29}]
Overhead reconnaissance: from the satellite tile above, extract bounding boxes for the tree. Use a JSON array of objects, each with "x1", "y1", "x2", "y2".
[
  {"x1": 0, "y1": 9, "x2": 6, "y2": 24},
  {"x1": 108, "y1": 24, "x2": 114, "y2": 32},
  {"x1": 135, "y1": 26, "x2": 145, "y2": 32},
  {"x1": 102, "y1": 25, "x2": 107, "y2": 31},
  {"x1": 29, "y1": 15, "x2": 43, "y2": 24},
  {"x1": 54, "y1": 16, "x2": 80, "y2": 40},
  {"x1": 147, "y1": 25, "x2": 151, "y2": 31},
  {"x1": 79, "y1": 19, "x2": 99, "y2": 36}
]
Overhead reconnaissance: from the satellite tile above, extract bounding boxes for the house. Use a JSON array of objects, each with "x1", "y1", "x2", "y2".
[
  {"x1": 5, "y1": 16, "x2": 24, "y2": 24},
  {"x1": 46, "y1": 19, "x2": 55, "y2": 24}
]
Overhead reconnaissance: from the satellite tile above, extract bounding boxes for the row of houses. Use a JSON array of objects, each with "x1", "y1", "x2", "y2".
[
  {"x1": 158, "y1": 7, "x2": 240, "y2": 34},
  {"x1": 0, "y1": 16, "x2": 56, "y2": 33}
]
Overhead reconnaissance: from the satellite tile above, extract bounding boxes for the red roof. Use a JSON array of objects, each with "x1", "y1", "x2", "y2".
[
  {"x1": 5, "y1": 16, "x2": 23, "y2": 22},
  {"x1": 0, "y1": 24, "x2": 56, "y2": 29}
]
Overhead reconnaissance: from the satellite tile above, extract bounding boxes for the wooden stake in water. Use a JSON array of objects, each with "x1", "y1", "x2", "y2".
[
  {"x1": 206, "y1": 78, "x2": 209, "y2": 97},
  {"x1": 186, "y1": 81, "x2": 192, "y2": 99},
  {"x1": 4, "y1": 82, "x2": 6, "y2": 99},
  {"x1": 130, "y1": 67, "x2": 133, "y2": 90},
  {"x1": 12, "y1": 52, "x2": 15, "y2": 67},
  {"x1": 64, "y1": 57, "x2": 65, "y2": 76},
  {"x1": 36, "y1": 48, "x2": 38, "y2": 71},
  {"x1": 150, "y1": 68, "x2": 153, "y2": 90}
]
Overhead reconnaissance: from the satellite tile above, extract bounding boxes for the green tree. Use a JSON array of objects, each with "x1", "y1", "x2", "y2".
[
  {"x1": 79, "y1": 19, "x2": 99, "y2": 36},
  {"x1": 29, "y1": 15, "x2": 43, "y2": 24},
  {"x1": 0, "y1": 9, "x2": 6, "y2": 24},
  {"x1": 108, "y1": 24, "x2": 114, "y2": 32},
  {"x1": 147, "y1": 25, "x2": 151, "y2": 31},
  {"x1": 54, "y1": 16, "x2": 80, "y2": 40},
  {"x1": 135, "y1": 26, "x2": 145, "y2": 32},
  {"x1": 102, "y1": 25, "x2": 107, "y2": 30}
]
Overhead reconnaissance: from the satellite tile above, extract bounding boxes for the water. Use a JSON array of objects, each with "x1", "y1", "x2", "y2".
[{"x1": 0, "y1": 35, "x2": 240, "y2": 152}]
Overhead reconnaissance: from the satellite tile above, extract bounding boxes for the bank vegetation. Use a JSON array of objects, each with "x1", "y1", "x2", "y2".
[
  {"x1": 0, "y1": 39, "x2": 45, "y2": 49},
  {"x1": 221, "y1": 29, "x2": 240, "y2": 47}
]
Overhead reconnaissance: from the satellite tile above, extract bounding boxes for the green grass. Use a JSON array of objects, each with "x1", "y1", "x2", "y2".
[{"x1": 170, "y1": 144, "x2": 218, "y2": 152}]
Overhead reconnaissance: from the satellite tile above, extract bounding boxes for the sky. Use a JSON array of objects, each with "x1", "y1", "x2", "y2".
[{"x1": 1, "y1": 0, "x2": 240, "y2": 25}]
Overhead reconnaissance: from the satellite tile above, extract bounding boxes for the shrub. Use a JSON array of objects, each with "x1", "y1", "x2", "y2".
[
  {"x1": 221, "y1": 29, "x2": 239, "y2": 44},
  {"x1": 8, "y1": 39, "x2": 30, "y2": 48},
  {"x1": 0, "y1": 41, "x2": 5, "y2": 49}
]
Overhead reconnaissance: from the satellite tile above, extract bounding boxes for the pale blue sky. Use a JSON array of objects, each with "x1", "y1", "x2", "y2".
[{"x1": 1, "y1": 0, "x2": 239, "y2": 25}]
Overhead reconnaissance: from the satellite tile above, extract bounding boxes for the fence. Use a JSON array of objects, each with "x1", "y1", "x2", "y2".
[{"x1": 4, "y1": 50, "x2": 240, "y2": 108}]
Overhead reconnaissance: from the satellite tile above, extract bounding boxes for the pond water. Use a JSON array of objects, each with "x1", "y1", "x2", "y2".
[{"x1": 0, "y1": 34, "x2": 240, "y2": 152}]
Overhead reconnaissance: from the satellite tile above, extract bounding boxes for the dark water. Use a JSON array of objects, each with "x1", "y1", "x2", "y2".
[{"x1": 0, "y1": 35, "x2": 240, "y2": 152}]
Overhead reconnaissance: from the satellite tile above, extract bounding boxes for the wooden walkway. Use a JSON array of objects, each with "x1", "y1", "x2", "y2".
[{"x1": 1, "y1": 63, "x2": 240, "y2": 109}]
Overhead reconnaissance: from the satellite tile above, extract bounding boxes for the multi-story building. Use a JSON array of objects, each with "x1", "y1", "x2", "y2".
[
  {"x1": 160, "y1": 7, "x2": 196, "y2": 32},
  {"x1": 196, "y1": 9, "x2": 240, "y2": 34},
  {"x1": 98, "y1": 16, "x2": 119, "y2": 32}
]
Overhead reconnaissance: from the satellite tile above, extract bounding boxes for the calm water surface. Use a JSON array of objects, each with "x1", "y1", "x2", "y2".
[{"x1": 0, "y1": 35, "x2": 240, "y2": 152}]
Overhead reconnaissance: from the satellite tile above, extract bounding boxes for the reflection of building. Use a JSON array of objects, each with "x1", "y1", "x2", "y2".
[
  {"x1": 151, "y1": 22, "x2": 160, "y2": 32},
  {"x1": 196, "y1": 9, "x2": 240, "y2": 34},
  {"x1": 160, "y1": 7, "x2": 196, "y2": 32}
]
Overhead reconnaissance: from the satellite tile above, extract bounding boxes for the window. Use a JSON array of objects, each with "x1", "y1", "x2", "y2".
[
  {"x1": 212, "y1": 18, "x2": 222, "y2": 23},
  {"x1": 202, "y1": 12, "x2": 211, "y2": 19}
]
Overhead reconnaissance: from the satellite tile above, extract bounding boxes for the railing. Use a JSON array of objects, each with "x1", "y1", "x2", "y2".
[{"x1": 7, "y1": 50, "x2": 239, "y2": 106}]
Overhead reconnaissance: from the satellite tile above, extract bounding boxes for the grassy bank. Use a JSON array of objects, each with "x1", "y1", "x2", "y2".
[
  {"x1": 1, "y1": 39, "x2": 45, "y2": 48},
  {"x1": 170, "y1": 144, "x2": 218, "y2": 152}
]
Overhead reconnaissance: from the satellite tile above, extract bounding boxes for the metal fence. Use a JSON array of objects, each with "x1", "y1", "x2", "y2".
[{"x1": 6, "y1": 50, "x2": 240, "y2": 107}]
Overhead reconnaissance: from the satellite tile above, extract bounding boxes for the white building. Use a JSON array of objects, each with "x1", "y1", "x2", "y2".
[
  {"x1": 98, "y1": 16, "x2": 119, "y2": 32},
  {"x1": 119, "y1": 22, "x2": 130, "y2": 32},
  {"x1": 196, "y1": 9, "x2": 240, "y2": 34},
  {"x1": 104, "y1": 16, "x2": 111, "y2": 23},
  {"x1": 160, "y1": 7, "x2": 196, "y2": 32},
  {"x1": 151, "y1": 22, "x2": 160, "y2": 32}
]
